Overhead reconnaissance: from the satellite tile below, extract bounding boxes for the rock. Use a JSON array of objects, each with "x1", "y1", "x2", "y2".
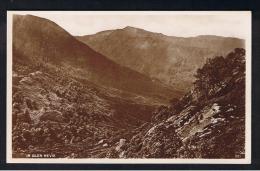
[
  {"x1": 39, "y1": 110, "x2": 64, "y2": 122},
  {"x1": 98, "y1": 139, "x2": 104, "y2": 144},
  {"x1": 19, "y1": 77, "x2": 33, "y2": 85},
  {"x1": 115, "y1": 139, "x2": 126, "y2": 152}
]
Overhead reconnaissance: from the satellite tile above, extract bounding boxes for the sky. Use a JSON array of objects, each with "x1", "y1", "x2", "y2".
[{"x1": 10, "y1": 11, "x2": 251, "y2": 39}]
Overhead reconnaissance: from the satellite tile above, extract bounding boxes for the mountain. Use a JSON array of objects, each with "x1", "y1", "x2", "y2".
[
  {"x1": 76, "y1": 26, "x2": 245, "y2": 91},
  {"x1": 13, "y1": 15, "x2": 182, "y2": 105}
]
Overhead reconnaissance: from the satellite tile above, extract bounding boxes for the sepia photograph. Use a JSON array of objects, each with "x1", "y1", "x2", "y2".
[{"x1": 6, "y1": 11, "x2": 251, "y2": 163}]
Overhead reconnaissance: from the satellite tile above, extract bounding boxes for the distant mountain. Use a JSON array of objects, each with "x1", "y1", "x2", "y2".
[
  {"x1": 13, "y1": 15, "x2": 182, "y2": 104},
  {"x1": 76, "y1": 26, "x2": 245, "y2": 91}
]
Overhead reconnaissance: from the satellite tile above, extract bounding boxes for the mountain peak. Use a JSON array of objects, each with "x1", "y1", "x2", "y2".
[
  {"x1": 121, "y1": 26, "x2": 165, "y2": 37},
  {"x1": 122, "y1": 26, "x2": 145, "y2": 33},
  {"x1": 123, "y1": 26, "x2": 138, "y2": 30}
]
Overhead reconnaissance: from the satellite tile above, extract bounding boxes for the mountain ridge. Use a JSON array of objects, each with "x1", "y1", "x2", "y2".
[{"x1": 76, "y1": 26, "x2": 245, "y2": 91}]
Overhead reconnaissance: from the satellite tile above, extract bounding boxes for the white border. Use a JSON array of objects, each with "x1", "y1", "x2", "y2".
[{"x1": 6, "y1": 11, "x2": 252, "y2": 164}]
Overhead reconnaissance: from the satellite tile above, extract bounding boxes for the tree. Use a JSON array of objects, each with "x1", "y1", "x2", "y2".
[{"x1": 194, "y1": 48, "x2": 245, "y2": 100}]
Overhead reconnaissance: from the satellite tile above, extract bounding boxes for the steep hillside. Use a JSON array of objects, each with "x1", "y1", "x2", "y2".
[
  {"x1": 13, "y1": 15, "x2": 182, "y2": 104},
  {"x1": 106, "y1": 48, "x2": 246, "y2": 158},
  {"x1": 12, "y1": 60, "x2": 159, "y2": 158},
  {"x1": 77, "y1": 27, "x2": 245, "y2": 91}
]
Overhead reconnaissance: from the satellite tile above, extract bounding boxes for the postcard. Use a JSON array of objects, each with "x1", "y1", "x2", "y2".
[{"x1": 6, "y1": 11, "x2": 251, "y2": 164}]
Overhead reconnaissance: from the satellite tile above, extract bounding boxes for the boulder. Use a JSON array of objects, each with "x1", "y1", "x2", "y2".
[{"x1": 40, "y1": 110, "x2": 64, "y2": 122}]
